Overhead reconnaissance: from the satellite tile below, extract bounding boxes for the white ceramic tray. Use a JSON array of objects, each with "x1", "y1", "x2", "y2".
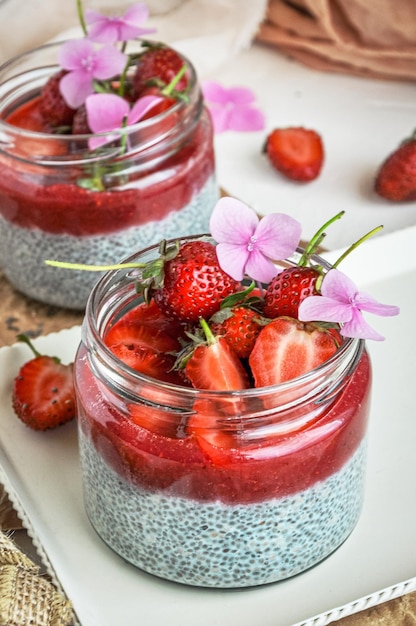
[
  {"x1": 0, "y1": 225, "x2": 415, "y2": 626},
  {"x1": 211, "y1": 43, "x2": 416, "y2": 250}
]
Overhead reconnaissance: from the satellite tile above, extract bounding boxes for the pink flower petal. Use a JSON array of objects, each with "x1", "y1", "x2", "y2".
[
  {"x1": 127, "y1": 94, "x2": 163, "y2": 124},
  {"x1": 255, "y1": 213, "x2": 301, "y2": 260},
  {"x1": 86, "y1": 3, "x2": 156, "y2": 43},
  {"x1": 86, "y1": 93, "x2": 128, "y2": 133},
  {"x1": 209, "y1": 197, "x2": 258, "y2": 245},
  {"x1": 226, "y1": 86, "x2": 256, "y2": 105},
  {"x1": 227, "y1": 105, "x2": 265, "y2": 132},
  {"x1": 93, "y1": 45, "x2": 127, "y2": 80},
  {"x1": 205, "y1": 105, "x2": 231, "y2": 133},
  {"x1": 341, "y1": 310, "x2": 386, "y2": 341},
  {"x1": 244, "y1": 248, "x2": 279, "y2": 283},
  {"x1": 354, "y1": 292, "x2": 400, "y2": 317},
  {"x1": 201, "y1": 81, "x2": 229, "y2": 104},
  {"x1": 321, "y1": 269, "x2": 357, "y2": 302},
  {"x1": 215, "y1": 243, "x2": 250, "y2": 281},
  {"x1": 59, "y1": 70, "x2": 94, "y2": 108},
  {"x1": 298, "y1": 296, "x2": 352, "y2": 323},
  {"x1": 58, "y1": 38, "x2": 95, "y2": 71}
]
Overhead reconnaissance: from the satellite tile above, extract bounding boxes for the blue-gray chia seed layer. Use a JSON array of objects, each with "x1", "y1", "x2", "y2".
[
  {"x1": 79, "y1": 427, "x2": 367, "y2": 588},
  {"x1": 0, "y1": 175, "x2": 218, "y2": 309}
]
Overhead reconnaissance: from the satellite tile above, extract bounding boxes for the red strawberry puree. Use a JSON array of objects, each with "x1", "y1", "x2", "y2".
[
  {"x1": 74, "y1": 321, "x2": 372, "y2": 587},
  {"x1": 0, "y1": 93, "x2": 218, "y2": 309}
]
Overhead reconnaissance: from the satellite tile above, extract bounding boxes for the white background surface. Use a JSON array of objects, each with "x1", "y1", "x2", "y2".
[
  {"x1": 208, "y1": 44, "x2": 416, "y2": 250},
  {"x1": 0, "y1": 225, "x2": 415, "y2": 626}
]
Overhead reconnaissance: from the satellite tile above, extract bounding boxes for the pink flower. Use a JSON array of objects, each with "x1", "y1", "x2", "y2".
[
  {"x1": 202, "y1": 81, "x2": 265, "y2": 133},
  {"x1": 85, "y1": 3, "x2": 156, "y2": 44},
  {"x1": 298, "y1": 269, "x2": 400, "y2": 341},
  {"x1": 86, "y1": 92, "x2": 162, "y2": 149},
  {"x1": 58, "y1": 39, "x2": 127, "y2": 108},
  {"x1": 210, "y1": 197, "x2": 301, "y2": 282}
]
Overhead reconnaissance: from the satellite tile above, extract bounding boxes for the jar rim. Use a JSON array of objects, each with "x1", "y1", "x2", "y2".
[
  {"x1": 82, "y1": 234, "x2": 364, "y2": 403},
  {"x1": 0, "y1": 39, "x2": 200, "y2": 157}
]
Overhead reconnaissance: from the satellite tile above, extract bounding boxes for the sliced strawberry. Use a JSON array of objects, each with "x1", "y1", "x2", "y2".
[
  {"x1": 264, "y1": 266, "x2": 321, "y2": 319},
  {"x1": 107, "y1": 344, "x2": 183, "y2": 384},
  {"x1": 104, "y1": 317, "x2": 180, "y2": 354},
  {"x1": 116, "y1": 300, "x2": 186, "y2": 337},
  {"x1": 12, "y1": 352, "x2": 75, "y2": 431},
  {"x1": 264, "y1": 126, "x2": 324, "y2": 182},
  {"x1": 249, "y1": 317, "x2": 338, "y2": 386},
  {"x1": 128, "y1": 402, "x2": 187, "y2": 438},
  {"x1": 185, "y1": 320, "x2": 250, "y2": 391}
]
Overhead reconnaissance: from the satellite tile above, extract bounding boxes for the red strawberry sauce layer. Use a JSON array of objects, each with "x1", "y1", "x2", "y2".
[
  {"x1": 0, "y1": 97, "x2": 215, "y2": 236},
  {"x1": 75, "y1": 346, "x2": 371, "y2": 505}
]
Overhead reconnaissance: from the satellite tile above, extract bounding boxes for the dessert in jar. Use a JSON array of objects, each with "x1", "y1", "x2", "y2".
[
  {"x1": 0, "y1": 3, "x2": 218, "y2": 310},
  {"x1": 73, "y1": 199, "x2": 399, "y2": 588}
]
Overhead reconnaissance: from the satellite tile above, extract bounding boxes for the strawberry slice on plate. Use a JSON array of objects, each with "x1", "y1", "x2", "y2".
[
  {"x1": 264, "y1": 126, "x2": 324, "y2": 182},
  {"x1": 12, "y1": 335, "x2": 75, "y2": 431}
]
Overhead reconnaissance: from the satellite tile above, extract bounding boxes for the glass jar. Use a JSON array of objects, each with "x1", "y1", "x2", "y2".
[
  {"x1": 0, "y1": 42, "x2": 218, "y2": 310},
  {"x1": 74, "y1": 236, "x2": 372, "y2": 588}
]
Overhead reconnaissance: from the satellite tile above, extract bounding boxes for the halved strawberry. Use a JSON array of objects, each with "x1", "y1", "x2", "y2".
[
  {"x1": 249, "y1": 317, "x2": 338, "y2": 386},
  {"x1": 104, "y1": 317, "x2": 180, "y2": 354},
  {"x1": 185, "y1": 319, "x2": 250, "y2": 391},
  {"x1": 264, "y1": 126, "x2": 324, "y2": 182},
  {"x1": 128, "y1": 402, "x2": 187, "y2": 438},
  {"x1": 12, "y1": 336, "x2": 75, "y2": 431},
  {"x1": 107, "y1": 344, "x2": 183, "y2": 384}
]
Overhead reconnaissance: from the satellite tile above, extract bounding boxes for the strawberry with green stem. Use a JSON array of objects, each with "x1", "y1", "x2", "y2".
[
  {"x1": 264, "y1": 211, "x2": 344, "y2": 319},
  {"x1": 12, "y1": 334, "x2": 76, "y2": 431}
]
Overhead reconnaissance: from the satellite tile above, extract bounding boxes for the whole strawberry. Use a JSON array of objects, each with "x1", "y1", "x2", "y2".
[
  {"x1": 264, "y1": 266, "x2": 320, "y2": 319},
  {"x1": 210, "y1": 305, "x2": 265, "y2": 359},
  {"x1": 374, "y1": 133, "x2": 416, "y2": 201},
  {"x1": 12, "y1": 335, "x2": 76, "y2": 431},
  {"x1": 264, "y1": 126, "x2": 324, "y2": 182},
  {"x1": 132, "y1": 43, "x2": 188, "y2": 99},
  {"x1": 146, "y1": 240, "x2": 240, "y2": 323},
  {"x1": 39, "y1": 69, "x2": 75, "y2": 128}
]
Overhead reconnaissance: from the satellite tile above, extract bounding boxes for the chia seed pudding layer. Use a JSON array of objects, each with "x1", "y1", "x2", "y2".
[
  {"x1": 79, "y1": 428, "x2": 367, "y2": 588},
  {"x1": 0, "y1": 175, "x2": 218, "y2": 309}
]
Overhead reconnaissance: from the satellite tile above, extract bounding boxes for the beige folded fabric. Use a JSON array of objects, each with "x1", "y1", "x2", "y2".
[{"x1": 256, "y1": 0, "x2": 416, "y2": 82}]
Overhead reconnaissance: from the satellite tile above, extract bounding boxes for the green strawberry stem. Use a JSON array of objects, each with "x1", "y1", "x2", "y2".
[
  {"x1": 163, "y1": 64, "x2": 188, "y2": 96},
  {"x1": 77, "y1": 0, "x2": 88, "y2": 36},
  {"x1": 199, "y1": 317, "x2": 216, "y2": 345},
  {"x1": 298, "y1": 210, "x2": 345, "y2": 266},
  {"x1": 16, "y1": 334, "x2": 61, "y2": 363},
  {"x1": 45, "y1": 260, "x2": 147, "y2": 271},
  {"x1": 332, "y1": 225, "x2": 383, "y2": 269}
]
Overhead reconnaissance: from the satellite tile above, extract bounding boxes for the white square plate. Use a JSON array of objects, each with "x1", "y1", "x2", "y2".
[{"x1": 0, "y1": 225, "x2": 415, "y2": 626}]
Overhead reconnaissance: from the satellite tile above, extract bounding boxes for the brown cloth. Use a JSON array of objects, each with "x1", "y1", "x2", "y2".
[{"x1": 256, "y1": 0, "x2": 416, "y2": 82}]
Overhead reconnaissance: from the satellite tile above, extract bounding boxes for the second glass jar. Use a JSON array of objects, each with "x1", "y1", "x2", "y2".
[{"x1": 0, "y1": 42, "x2": 218, "y2": 309}]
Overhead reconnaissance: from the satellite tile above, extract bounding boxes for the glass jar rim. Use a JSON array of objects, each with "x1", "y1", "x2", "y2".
[
  {"x1": 0, "y1": 39, "x2": 200, "y2": 147},
  {"x1": 82, "y1": 234, "x2": 364, "y2": 404}
]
